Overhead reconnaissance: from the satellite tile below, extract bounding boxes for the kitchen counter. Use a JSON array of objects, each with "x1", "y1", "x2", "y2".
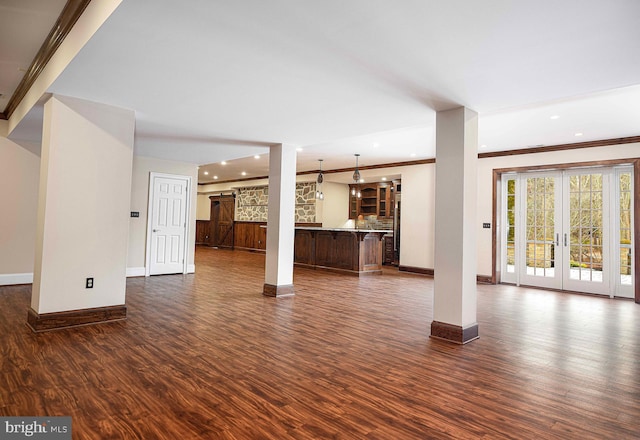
[
  {"x1": 294, "y1": 227, "x2": 389, "y2": 275},
  {"x1": 295, "y1": 226, "x2": 391, "y2": 233}
]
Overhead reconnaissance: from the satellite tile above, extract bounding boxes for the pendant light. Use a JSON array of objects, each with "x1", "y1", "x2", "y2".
[
  {"x1": 316, "y1": 159, "x2": 324, "y2": 200},
  {"x1": 352, "y1": 154, "x2": 361, "y2": 198}
]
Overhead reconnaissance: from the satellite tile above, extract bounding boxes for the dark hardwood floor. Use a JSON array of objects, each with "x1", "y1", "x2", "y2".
[{"x1": 1, "y1": 246, "x2": 639, "y2": 439}]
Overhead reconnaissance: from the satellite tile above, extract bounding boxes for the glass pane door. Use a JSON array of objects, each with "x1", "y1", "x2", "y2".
[
  {"x1": 562, "y1": 171, "x2": 609, "y2": 294},
  {"x1": 518, "y1": 173, "x2": 562, "y2": 289},
  {"x1": 501, "y1": 176, "x2": 517, "y2": 284},
  {"x1": 502, "y1": 166, "x2": 633, "y2": 296},
  {"x1": 616, "y1": 168, "x2": 634, "y2": 298}
]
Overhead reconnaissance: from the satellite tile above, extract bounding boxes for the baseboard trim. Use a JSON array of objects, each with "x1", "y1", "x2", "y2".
[
  {"x1": 27, "y1": 305, "x2": 127, "y2": 332},
  {"x1": 187, "y1": 264, "x2": 195, "y2": 274},
  {"x1": 263, "y1": 283, "x2": 295, "y2": 297},
  {"x1": 398, "y1": 266, "x2": 434, "y2": 277},
  {"x1": 126, "y1": 267, "x2": 145, "y2": 277},
  {"x1": 397, "y1": 267, "x2": 495, "y2": 284},
  {"x1": 0, "y1": 273, "x2": 34, "y2": 286},
  {"x1": 430, "y1": 321, "x2": 479, "y2": 344}
]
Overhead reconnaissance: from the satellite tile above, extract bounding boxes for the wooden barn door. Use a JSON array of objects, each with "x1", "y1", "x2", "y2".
[{"x1": 208, "y1": 195, "x2": 235, "y2": 248}]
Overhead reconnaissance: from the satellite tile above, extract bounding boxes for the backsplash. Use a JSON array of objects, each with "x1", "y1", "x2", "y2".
[
  {"x1": 236, "y1": 182, "x2": 317, "y2": 222},
  {"x1": 354, "y1": 215, "x2": 394, "y2": 230}
]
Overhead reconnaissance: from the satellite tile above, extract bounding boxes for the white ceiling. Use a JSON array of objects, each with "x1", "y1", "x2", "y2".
[
  {"x1": 0, "y1": 0, "x2": 67, "y2": 112},
  {"x1": 4, "y1": 0, "x2": 640, "y2": 183}
]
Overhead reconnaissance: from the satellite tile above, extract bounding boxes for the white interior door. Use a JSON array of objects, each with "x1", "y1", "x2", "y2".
[{"x1": 149, "y1": 174, "x2": 189, "y2": 275}]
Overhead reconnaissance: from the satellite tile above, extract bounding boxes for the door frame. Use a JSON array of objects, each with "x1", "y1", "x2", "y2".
[
  {"x1": 492, "y1": 157, "x2": 639, "y2": 302},
  {"x1": 145, "y1": 172, "x2": 193, "y2": 276}
]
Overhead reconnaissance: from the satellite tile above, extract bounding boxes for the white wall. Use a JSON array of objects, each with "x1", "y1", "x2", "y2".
[
  {"x1": 128, "y1": 156, "x2": 198, "y2": 273},
  {"x1": 31, "y1": 95, "x2": 135, "y2": 314},
  {"x1": 196, "y1": 194, "x2": 212, "y2": 220},
  {"x1": 318, "y1": 182, "x2": 350, "y2": 227},
  {"x1": 0, "y1": 137, "x2": 40, "y2": 285},
  {"x1": 397, "y1": 164, "x2": 436, "y2": 269}
]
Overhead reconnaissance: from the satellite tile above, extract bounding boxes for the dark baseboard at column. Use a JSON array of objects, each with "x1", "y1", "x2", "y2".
[
  {"x1": 430, "y1": 321, "x2": 479, "y2": 344},
  {"x1": 398, "y1": 266, "x2": 495, "y2": 284},
  {"x1": 262, "y1": 283, "x2": 295, "y2": 297},
  {"x1": 398, "y1": 266, "x2": 434, "y2": 277},
  {"x1": 27, "y1": 305, "x2": 127, "y2": 332}
]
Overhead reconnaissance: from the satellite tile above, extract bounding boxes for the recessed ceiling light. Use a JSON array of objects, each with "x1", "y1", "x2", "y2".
[
  {"x1": 410, "y1": 153, "x2": 416, "y2": 157},
  {"x1": 203, "y1": 171, "x2": 209, "y2": 175},
  {"x1": 221, "y1": 161, "x2": 227, "y2": 165},
  {"x1": 373, "y1": 142, "x2": 380, "y2": 148},
  {"x1": 550, "y1": 115, "x2": 560, "y2": 120},
  {"x1": 254, "y1": 155, "x2": 260, "y2": 159},
  {"x1": 213, "y1": 176, "x2": 218, "y2": 180},
  {"x1": 296, "y1": 147, "x2": 303, "y2": 152},
  {"x1": 381, "y1": 177, "x2": 387, "y2": 181},
  {"x1": 480, "y1": 144, "x2": 487, "y2": 149},
  {"x1": 241, "y1": 171, "x2": 247, "y2": 176},
  {"x1": 574, "y1": 132, "x2": 583, "y2": 137}
]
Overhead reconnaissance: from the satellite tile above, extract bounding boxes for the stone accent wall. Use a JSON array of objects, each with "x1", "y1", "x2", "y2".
[{"x1": 236, "y1": 182, "x2": 317, "y2": 223}]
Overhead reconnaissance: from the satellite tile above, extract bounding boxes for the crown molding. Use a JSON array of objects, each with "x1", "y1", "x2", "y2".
[{"x1": 0, "y1": 0, "x2": 92, "y2": 121}]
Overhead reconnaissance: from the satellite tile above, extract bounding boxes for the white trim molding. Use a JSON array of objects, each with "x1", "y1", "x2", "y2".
[
  {"x1": 187, "y1": 264, "x2": 195, "y2": 274},
  {"x1": 126, "y1": 267, "x2": 146, "y2": 278},
  {"x1": 0, "y1": 273, "x2": 34, "y2": 286}
]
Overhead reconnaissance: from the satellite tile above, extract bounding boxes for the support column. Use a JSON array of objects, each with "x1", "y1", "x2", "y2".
[
  {"x1": 431, "y1": 107, "x2": 479, "y2": 344},
  {"x1": 263, "y1": 143, "x2": 297, "y2": 297},
  {"x1": 28, "y1": 95, "x2": 135, "y2": 331}
]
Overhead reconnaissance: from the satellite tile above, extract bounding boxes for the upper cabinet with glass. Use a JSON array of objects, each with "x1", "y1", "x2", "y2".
[{"x1": 349, "y1": 181, "x2": 396, "y2": 219}]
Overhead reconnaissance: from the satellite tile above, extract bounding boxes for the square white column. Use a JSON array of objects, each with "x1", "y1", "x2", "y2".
[
  {"x1": 29, "y1": 95, "x2": 134, "y2": 331},
  {"x1": 263, "y1": 143, "x2": 297, "y2": 296},
  {"x1": 432, "y1": 107, "x2": 479, "y2": 343}
]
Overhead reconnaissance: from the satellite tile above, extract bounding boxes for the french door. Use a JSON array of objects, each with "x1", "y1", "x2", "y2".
[{"x1": 501, "y1": 166, "x2": 634, "y2": 298}]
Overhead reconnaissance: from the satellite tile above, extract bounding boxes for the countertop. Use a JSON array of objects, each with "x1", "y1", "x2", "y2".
[{"x1": 295, "y1": 227, "x2": 392, "y2": 234}]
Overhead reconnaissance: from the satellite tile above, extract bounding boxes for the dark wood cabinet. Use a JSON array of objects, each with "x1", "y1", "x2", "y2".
[
  {"x1": 196, "y1": 220, "x2": 209, "y2": 244},
  {"x1": 349, "y1": 182, "x2": 395, "y2": 219},
  {"x1": 234, "y1": 221, "x2": 267, "y2": 251},
  {"x1": 358, "y1": 184, "x2": 377, "y2": 216},
  {"x1": 234, "y1": 222, "x2": 322, "y2": 252},
  {"x1": 383, "y1": 234, "x2": 395, "y2": 265},
  {"x1": 294, "y1": 228, "x2": 385, "y2": 275}
]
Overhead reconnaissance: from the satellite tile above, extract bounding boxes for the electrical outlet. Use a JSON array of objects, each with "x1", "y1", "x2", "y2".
[{"x1": 86, "y1": 278, "x2": 94, "y2": 289}]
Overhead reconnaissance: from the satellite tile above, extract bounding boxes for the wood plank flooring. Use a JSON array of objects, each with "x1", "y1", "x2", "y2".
[{"x1": 1, "y1": 246, "x2": 639, "y2": 439}]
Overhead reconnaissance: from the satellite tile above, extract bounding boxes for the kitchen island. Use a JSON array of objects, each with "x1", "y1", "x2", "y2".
[{"x1": 294, "y1": 227, "x2": 389, "y2": 276}]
